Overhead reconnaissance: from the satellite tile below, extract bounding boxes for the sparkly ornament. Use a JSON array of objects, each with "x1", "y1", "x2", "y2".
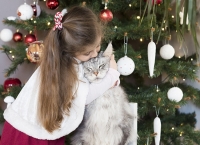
[
  {"x1": 167, "y1": 87, "x2": 183, "y2": 102},
  {"x1": 160, "y1": 44, "x2": 175, "y2": 60},
  {"x1": 0, "y1": 28, "x2": 13, "y2": 42},
  {"x1": 17, "y1": 3, "x2": 34, "y2": 20},
  {"x1": 46, "y1": 0, "x2": 59, "y2": 10},
  {"x1": 26, "y1": 41, "x2": 44, "y2": 63},
  {"x1": 117, "y1": 35, "x2": 135, "y2": 76},
  {"x1": 13, "y1": 31, "x2": 23, "y2": 42},
  {"x1": 100, "y1": 9, "x2": 113, "y2": 22},
  {"x1": 31, "y1": 2, "x2": 41, "y2": 17},
  {"x1": 3, "y1": 78, "x2": 21, "y2": 91},
  {"x1": 25, "y1": 34, "x2": 37, "y2": 44}
]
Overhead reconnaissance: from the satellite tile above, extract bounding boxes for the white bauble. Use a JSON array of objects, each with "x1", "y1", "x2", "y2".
[
  {"x1": 17, "y1": 3, "x2": 33, "y2": 20},
  {"x1": 154, "y1": 116, "x2": 161, "y2": 145},
  {"x1": 0, "y1": 29, "x2": 13, "y2": 42},
  {"x1": 117, "y1": 56, "x2": 135, "y2": 76},
  {"x1": 160, "y1": 44, "x2": 175, "y2": 60},
  {"x1": 167, "y1": 87, "x2": 183, "y2": 102},
  {"x1": 148, "y1": 41, "x2": 156, "y2": 77}
]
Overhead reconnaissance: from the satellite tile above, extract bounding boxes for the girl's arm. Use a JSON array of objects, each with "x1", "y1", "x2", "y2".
[{"x1": 86, "y1": 55, "x2": 120, "y2": 105}]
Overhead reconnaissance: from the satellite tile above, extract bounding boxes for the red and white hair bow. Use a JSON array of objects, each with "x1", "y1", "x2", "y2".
[{"x1": 53, "y1": 9, "x2": 67, "y2": 31}]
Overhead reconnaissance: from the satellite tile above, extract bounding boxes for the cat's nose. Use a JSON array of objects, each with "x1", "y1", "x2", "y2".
[{"x1": 94, "y1": 72, "x2": 98, "y2": 76}]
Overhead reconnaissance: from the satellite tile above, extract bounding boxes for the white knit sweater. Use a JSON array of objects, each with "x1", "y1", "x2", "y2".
[{"x1": 3, "y1": 63, "x2": 120, "y2": 140}]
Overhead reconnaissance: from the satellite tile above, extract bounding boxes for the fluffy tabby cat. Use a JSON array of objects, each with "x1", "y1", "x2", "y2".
[{"x1": 71, "y1": 42, "x2": 137, "y2": 145}]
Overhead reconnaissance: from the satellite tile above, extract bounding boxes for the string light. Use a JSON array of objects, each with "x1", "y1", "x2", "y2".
[
  {"x1": 30, "y1": 18, "x2": 33, "y2": 21},
  {"x1": 191, "y1": 58, "x2": 193, "y2": 61},
  {"x1": 137, "y1": 16, "x2": 140, "y2": 19},
  {"x1": 12, "y1": 55, "x2": 15, "y2": 59},
  {"x1": 9, "y1": 51, "x2": 12, "y2": 54},
  {"x1": 129, "y1": 4, "x2": 132, "y2": 7},
  {"x1": 34, "y1": 20, "x2": 37, "y2": 23},
  {"x1": 162, "y1": 28, "x2": 165, "y2": 31},
  {"x1": 178, "y1": 56, "x2": 181, "y2": 58},
  {"x1": 47, "y1": 22, "x2": 51, "y2": 26},
  {"x1": 137, "y1": 87, "x2": 140, "y2": 90},
  {"x1": 171, "y1": 15, "x2": 174, "y2": 18},
  {"x1": 171, "y1": 127, "x2": 174, "y2": 130},
  {"x1": 140, "y1": 38, "x2": 143, "y2": 42},
  {"x1": 183, "y1": 78, "x2": 185, "y2": 81}
]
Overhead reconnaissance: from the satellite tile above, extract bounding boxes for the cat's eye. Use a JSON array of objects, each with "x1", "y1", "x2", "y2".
[
  {"x1": 87, "y1": 67, "x2": 92, "y2": 71},
  {"x1": 99, "y1": 64, "x2": 105, "y2": 69}
]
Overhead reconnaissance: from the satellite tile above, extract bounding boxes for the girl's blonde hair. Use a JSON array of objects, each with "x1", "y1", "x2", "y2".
[{"x1": 37, "y1": 6, "x2": 102, "y2": 132}]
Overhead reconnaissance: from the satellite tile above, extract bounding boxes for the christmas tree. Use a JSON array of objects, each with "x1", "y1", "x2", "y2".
[{"x1": 1, "y1": 0, "x2": 200, "y2": 144}]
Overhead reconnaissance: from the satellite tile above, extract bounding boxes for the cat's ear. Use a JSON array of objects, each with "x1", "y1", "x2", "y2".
[{"x1": 103, "y1": 41, "x2": 113, "y2": 57}]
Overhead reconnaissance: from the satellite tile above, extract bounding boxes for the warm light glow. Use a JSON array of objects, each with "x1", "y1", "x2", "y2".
[
  {"x1": 137, "y1": 87, "x2": 140, "y2": 90},
  {"x1": 114, "y1": 26, "x2": 117, "y2": 29},
  {"x1": 12, "y1": 55, "x2": 15, "y2": 59},
  {"x1": 47, "y1": 22, "x2": 51, "y2": 26},
  {"x1": 140, "y1": 38, "x2": 143, "y2": 42},
  {"x1": 171, "y1": 15, "x2": 174, "y2": 18},
  {"x1": 183, "y1": 78, "x2": 185, "y2": 81},
  {"x1": 193, "y1": 70, "x2": 195, "y2": 72},
  {"x1": 34, "y1": 21, "x2": 36, "y2": 23},
  {"x1": 31, "y1": 18, "x2": 33, "y2": 21},
  {"x1": 9, "y1": 51, "x2": 12, "y2": 53},
  {"x1": 129, "y1": 4, "x2": 132, "y2": 7},
  {"x1": 167, "y1": 109, "x2": 169, "y2": 111},
  {"x1": 178, "y1": 56, "x2": 181, "y2": 58},
  {"x1": 162, "y1": 28, "x2": 165, "y2": 31},
  {"x1": 137, "y1": 16, "x2": 140, "y2": 19},
  {"x1": 191, "y1": 58, "x2": 193, "y2": 61},
  {"x1": 29, "y1": 30, "x2": 32, "y2": 34},
  {"x1": 172, "y1": 127, "x2": 174, "y2": 130}
]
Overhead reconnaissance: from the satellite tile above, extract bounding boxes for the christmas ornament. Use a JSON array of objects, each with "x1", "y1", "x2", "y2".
[
  {"x1": 153, "y1": 107, "x2": 161, "y2": 145},
  {"x1": 17, "y1": 3, "x2": 34, "y2": 20},
  {"x1": 148, "y1": 28, "x2": 156, "y2": 77},
  {"x1": 100, "y1": 9, "x2": 113, "y2": 22},
  {"x1": 167, "y1": 87, "x2": 183, "y2": 102},
  {"x1": 0, "y1": 28, "x2": 13, "y2": 42},
  {"x1": 31, "y1": 2, "x2": 41, "y2": 17},
  {"x1": 3, "y1": 78, "x2": 21, "y2": 91},
  {"x1": 13, "y1": 31, "x2": 23, "y2": 42},
  {"x1": 179, "y1": 7, "x2": 188, "y2": 25},
  {"x1": 25, "y1": 33, "x2": 37, "y2": 44},
  {"x1": 46, "y1": 0, "x2": 59, "y2": 10},
  {"x1": 117, "y1": 35, "x2": 135, "y2": 76},
  {"x1": 26, "y1": 41, "x2": 44, "y2": 63},
  {"x1": 4, "y1": 96, "x2": 15, "y2": 108},
  {"x1": 160, "y1": 44, "x2": 175, "y2": 60},
  {"x1": 144, "y1": 0, "x2": 162, "y2": 5}
]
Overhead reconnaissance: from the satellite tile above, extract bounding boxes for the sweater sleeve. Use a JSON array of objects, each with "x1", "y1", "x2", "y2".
[{"x1": 85, "y1": 68, "x2": 120, "y2": 105}]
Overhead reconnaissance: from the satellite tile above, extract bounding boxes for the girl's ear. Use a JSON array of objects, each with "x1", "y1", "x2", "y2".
[{"x1": 103, "y1": 41, "x2": 113, "y2": 57}]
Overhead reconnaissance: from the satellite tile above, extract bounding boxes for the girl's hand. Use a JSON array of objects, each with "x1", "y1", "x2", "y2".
[{"x1": 109, "y1": 54, "x2": 117, "y2": 70}]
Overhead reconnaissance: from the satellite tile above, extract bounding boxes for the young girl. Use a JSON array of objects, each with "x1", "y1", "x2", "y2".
[{"x1": 0, "y1": 6, "x2": 120, "y2": 145}]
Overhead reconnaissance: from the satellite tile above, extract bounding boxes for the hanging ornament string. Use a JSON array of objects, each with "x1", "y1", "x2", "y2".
[
  {"x1": 153, "y1": 106, "x2": 160, "y2": 117},
  {"x1": 124, "y1": 33, "x2": 128, "y2": 56},
  {"x1": 150, "y1": 27, "x2": 155, "y2": 41}
]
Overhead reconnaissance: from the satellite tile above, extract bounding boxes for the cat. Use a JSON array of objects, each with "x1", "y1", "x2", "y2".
[{"x1": 71, "y1": 42, "x2": 137, "y2": 145}]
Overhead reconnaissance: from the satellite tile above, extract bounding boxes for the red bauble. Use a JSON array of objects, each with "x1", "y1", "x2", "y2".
[
  {"x1": 25, "y1": 34, "x2": 37, "y2": 44},
  {"x1": 13, "y1": 32, "x2": 23, "y2": 42},
  {"x1": 4, "y1": 78, "x2": 21, "y2": 91},
  {"x1": 100, "y1": 9, "x2": 113, "y2": 22},
  {"x1": 144, "y1": 0, "x2": 162, "y2": 4},
  {"x1": 46, "y1": 0, "x2": 59, "y2": 10}
]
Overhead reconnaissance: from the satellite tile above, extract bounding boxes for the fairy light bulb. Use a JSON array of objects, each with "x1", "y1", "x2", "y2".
[
  {"x1": 9, "y1": 51, "x2": 12, "y2": 53},
  {"x1": 140, "y1": 38, "x2": 143, "y2": 42},
  {"x1": 129, "y1": 4, "x2": 132, "y2": 7},
  {"x1": 12, "y1": 55, "x2": 15, "y2": 59},
  {"x1": 137, "y1": 16, "x2": 140, "y2": 19},
  {"x1": 137, "y1": 87, "x2": 140, "y2": 90},
  {"x1": 47, "y1": 22, "x2": 51, "y2": 25},
  {"x1": 171, "y1": 15, "x2": 174, "y2": 18}
]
